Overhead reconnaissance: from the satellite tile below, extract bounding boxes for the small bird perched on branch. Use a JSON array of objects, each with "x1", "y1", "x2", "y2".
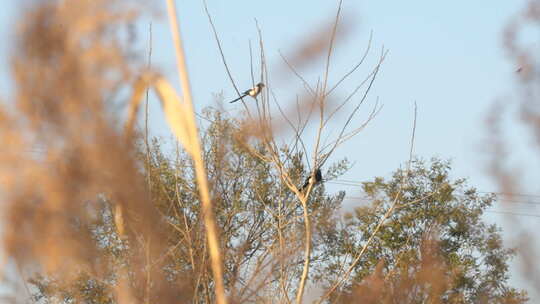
[
  {"x1": 229, "y1": 83, "x2": 265, "y2": 103},
  {"x1": 302, "y1": 168, "x2": 322, "y2": 191}
]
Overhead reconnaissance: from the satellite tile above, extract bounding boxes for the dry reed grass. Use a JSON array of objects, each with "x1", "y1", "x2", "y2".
[
  {"x1": 1, "y1": 1, "x2": 183, "y2": 303},
  {"x1": 0, "y1": 0, "x2": 532, "y2": 303},
  {"x1": 486, "y1": 0, "x2": 540, "y2": 300}
]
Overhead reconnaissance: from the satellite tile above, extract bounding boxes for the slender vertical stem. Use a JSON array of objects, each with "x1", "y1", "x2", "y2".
[
  {"x1": 295, "y1": 197, "x2": 312, "y2": 304},
  {"x1": 165, "y1": 1, "x2": 227, "y2": 304},
  {"x1": 297, "y1": 2, "x2": 344, "y2": 302},
  {"x1": 144, "y1": 238, "x2": 151, "y2": 304},
  {"x1": 144, "y1": 22, "x2": 153, "y2": 191}
]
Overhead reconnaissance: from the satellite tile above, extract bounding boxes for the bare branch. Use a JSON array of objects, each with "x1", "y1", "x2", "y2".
[
  {"x1": 318, "y1": 102, "x2": 419, "y2": 303},
  {"x1": 319, "y1": 49, "x2": 387, "y2": 170},
  {"x1": 325, "y1": 30, "x2": 373, "y2": 97},
  {"x1": 279, "y1": 51, "x2": 316, "y2": 97}
]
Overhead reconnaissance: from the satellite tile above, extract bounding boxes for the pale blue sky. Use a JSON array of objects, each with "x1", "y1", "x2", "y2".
[
  {"x1": 142, "y1": 0, "x2": 527, "y2": 187},
  {"x1": 1, "y1": 0, "x2": 539, "y2": 300}
]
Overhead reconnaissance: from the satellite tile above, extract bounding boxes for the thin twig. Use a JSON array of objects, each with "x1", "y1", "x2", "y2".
[
  {"x1": 323, "y1": 51, "x2": 384, "y2": 127},
  {"x1": 202, "y1": 0, "x2": 242, "y2": 100},
  {"x1": 319, "y1": 49, "x2": 387, "y2": 170},
  {"x1": 325, "y1": 30, "x2": 373, "y2": 97},
  {"x1": 279, "y1": 51, "x2": 316, "y2": 97}
]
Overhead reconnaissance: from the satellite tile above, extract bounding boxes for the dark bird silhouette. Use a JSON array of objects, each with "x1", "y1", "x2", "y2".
[
  {"x1": 229, "y1": 83, "x2": 265, "y2": 103},
  {"x1": 302, "y1": 168, "x2": 322, "y2": 190}
]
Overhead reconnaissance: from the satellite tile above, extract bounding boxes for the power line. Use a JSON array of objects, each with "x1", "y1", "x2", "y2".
[
  {"x1": 477, "y1": 191, "x2": 540, "y2": 199},
  {"x1": 330, "y1": 179, "x2": 540, "y2": 198},
  {"x1": 332, "y1": 178, "x2": 362, "y2": 184},
  {"x1": 485, "y1": 210, "x2": 540, "y2": 218},
  {"x1": 340, "y1": 197, "x2": 540, "y2": 219},
  {"x1": 327, "y1": 181, "x2": 360, "y2": 187},
  {"x1": 342, "y1": 195, "x2": 540, "y2": 207},
  {"x1": 489, "y1": 198, "x2": 540, "y2": 206},
  {"x1": 328, "y1": 179, "x2": 540, "y2": 206}
]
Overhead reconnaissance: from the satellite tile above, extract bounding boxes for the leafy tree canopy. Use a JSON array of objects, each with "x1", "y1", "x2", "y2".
[
  {"x1": 323, "y1": 159, "x2": 528, "y2": 304},
  {"x1": 30, "y1": 112, "x2": 527, "y2": 304}
]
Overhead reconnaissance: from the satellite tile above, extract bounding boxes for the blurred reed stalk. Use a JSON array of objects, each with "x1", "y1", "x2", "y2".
[{"x1": 164, "y1": 1, "x2": 227, "y2": 304}]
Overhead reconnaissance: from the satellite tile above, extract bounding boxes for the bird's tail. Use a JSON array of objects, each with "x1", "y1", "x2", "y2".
[{"x1": 229, "y1": 94, "x2": 247, "y2": 103}]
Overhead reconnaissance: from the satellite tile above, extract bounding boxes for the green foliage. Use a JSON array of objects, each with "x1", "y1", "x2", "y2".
[
  {"x1": 322, "y1": 158, "x2": 528, "y2": 303},
  {"x1": 29, "y1": 109, "x2": 348, "y2": 303},
  {"x1": 144, "y1": 109, "x2": 349, "y2": 300},
  {"x1": 28, "y1": 113, "x2": 526, "y2": 303},
  {"x1": 30, "y1": 273, "x2": 114, "y2": 304}
]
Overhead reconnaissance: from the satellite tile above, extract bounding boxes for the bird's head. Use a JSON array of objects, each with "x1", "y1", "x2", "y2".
[{"x1": 257, "y1": 83, "x2": 265, "y2": 89}]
